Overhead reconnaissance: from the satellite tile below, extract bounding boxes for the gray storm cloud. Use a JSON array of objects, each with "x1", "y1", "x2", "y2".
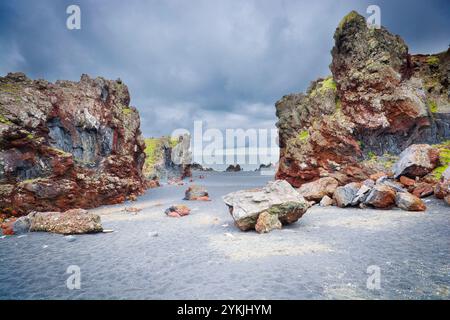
[{"x1": 0, "y1": 0, "x2": 449, "y2": 136}]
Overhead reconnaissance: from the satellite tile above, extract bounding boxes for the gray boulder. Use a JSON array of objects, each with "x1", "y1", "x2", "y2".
[{"x1": 223, "y1": 180, "x2": 310, "y2": 232}]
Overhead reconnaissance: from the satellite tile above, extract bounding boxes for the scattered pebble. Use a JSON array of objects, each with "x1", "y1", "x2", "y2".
[
  {"x1": 17, "y1": 235, "x2": 27, "y2": 239},
  {"x1": 64, "y1": 235, "x2": 76, "y2": 242},
  {"x1": 221, "y1": 224, "x2": 229, "y2": 227},
  {"x1": 102, "y1": 229, "x2": 114, "y2": 233},
  {"x1": 124, "y1": 207, "x2": 142, "y2": 214},
  {"x1": 0, "y1": 235, "x2": 6, "y2": 239},
  {"x1": 42, "y1": 245, "x2": 48, "y2": 249},
  {"x1": 148, "y1": 232, "x2": 159, "y2": 237},
  {"x1": 224, "y1": 232, "x2": 235, "y2": 239}
]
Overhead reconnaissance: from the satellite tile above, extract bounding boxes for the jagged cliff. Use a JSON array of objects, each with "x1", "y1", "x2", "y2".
[
  {"x1": 276, "y1": 11, "x2": 450, "y2": 187},
  {"x1": 143, "y1": 134, "x2": 192, "y2": 181},
  {"x1": 0, "y1": 72, "x2": 147, "y2": 215}
]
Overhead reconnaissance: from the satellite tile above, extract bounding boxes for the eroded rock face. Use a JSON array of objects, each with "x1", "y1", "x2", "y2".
[
  {"x1": 164, "y1": 205, "x2": 190, "y2": 218},
  {"x1": 333, "y1": 182, "x2": 361, "y2": 208},
  {"x1": 364, "y1": 185, "x2": 396, "y2": 208},
  {"x1": 184, "y1": 185, "x2": 209, "y2": 201},
  {"x1": 297, "y1": 177, "x2": 338, "y2": 202},
  {"x1": 222, "y1": 180, "x2": 310, "y2": 232},
  {"x1": 275, "y1": 11, "x2": 450, "y2": 188},
  {"x1": 0, "y1": 73, "x2": 147, "y2": 215}
]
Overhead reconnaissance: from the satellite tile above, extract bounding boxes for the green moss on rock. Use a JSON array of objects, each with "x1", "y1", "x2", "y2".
[
  {"x1": 426, "y1": 56, "x2": 440, "y2": 67},
  {"x1": 297, "y1": 130, "x2": 310, "y2": 141},
  {"x1": 338, "y1": 11, "x2": 361, "y2": 30},
  {"x1": 429, "y1": 100, "x2": 438, "y2": 113},
  {"x1": 122, "y1": 107, "x2": 133, "y2": 115},
  {"x1": 432, "y1": 141, "x2": 450, "y2": 179}
]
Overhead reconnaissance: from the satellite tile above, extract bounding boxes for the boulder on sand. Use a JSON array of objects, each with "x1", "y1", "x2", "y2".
[
  {"x1": 395, "y1": 192, "x2": 426, "y2": 211},
  {"x1": 29, "y1": 209, "x2": 103, "y2": 234},
  {"x1": 333, "y1": 182, "x2": 361, "y2": 208},
  {"x1": 364, "y1": 185, "x2": 396, "y2": 208},
  {"x1": 184, "y1": 185, "x2": 210, "y2": 201},
  {"x1": 222, "y1": 180, "x2": 310, "y2": 232},
  {"x1": 392, "y1": 144, "x2": 440, "y2": 178},
  {"x1": 165, "y1": 205, "x2": 190, "y2": 218},
  {"x1": 399, "y1": 176, "x2": 416, "y2": 187},
  {"x1": 297, "y1": 177, "x2": 338, "y2": 202}
]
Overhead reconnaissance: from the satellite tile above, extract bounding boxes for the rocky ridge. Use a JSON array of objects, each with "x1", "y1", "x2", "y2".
[{"x1": 276, "y1": 11, "x2": 450, "y2": 188}]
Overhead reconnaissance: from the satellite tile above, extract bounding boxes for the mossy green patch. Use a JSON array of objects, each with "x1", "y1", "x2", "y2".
[
  {"x1": 336, "y1": 98, "x2": 341, "y2": 111},
  {"x1": 0, "y1": 83, "x2": 21, "y2": 94},
  {"x1": 367, "y1": 151, "x2": 377, "y2": 160},
  {"x1": 144, "y1": 138, "x2": 164, "y2": 168},
  {"x1": 49, "y1": 147, "x2": 71, "y2": 156},
  {"x1": 338, "y1": 11, "x2": 360, "y2": 30},
  {"x1": 426, "y1": 56, "x2": 439, "y2": 67},
  {"x1": 297, "y1": 130, "x2": 309, "y2": 141},
  {"x1": 310, "y1": 76, "x2": 336, "y2": 98},
  {"x1": 432, "y1": 141, "x2": 450, "y2": 179},
  {"x1": 0, "y1": 114, "x2": 13, "y2": 125},
  {"x1": 428, "y1": 100, "x2": 438, "y2": 113},
  {"x1": 169, "y1": 137, "x2": 179, "y2": 148},
  {"x1": 122, "y1": 107, "x2": 133, "y2": 115}
]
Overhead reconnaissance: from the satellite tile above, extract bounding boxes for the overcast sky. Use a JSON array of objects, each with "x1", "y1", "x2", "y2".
[{"x1": 1, "y1": 0, "x2": 449, "y2": 138}]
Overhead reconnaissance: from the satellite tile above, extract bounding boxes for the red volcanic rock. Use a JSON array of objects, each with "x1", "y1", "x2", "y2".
[
  {"x1": 0, "y1": 218, "x2": 16, "y2": 235},
  {"x1": 364, "y1": 185, "x2": 396, "y2": 209},
  {"x1": 399, "y1": 176, "x2": 416, "y2": 187},
  {"x1": 0, "y1": 73, "x2": 147, "y2": 215},
  {"x1": 165, "y1": 205, "x2": 190, "y2": 218},
  {"x1": 411, "y1": 182, "x2": 434, "y2": 198},
  {"x1": 184, "y1": 185, "x2": 210, "y2": 201},
  {"x1": 370, "y1": 172, "x2": 387, "y2": 181},
  {"x1": 395, "y1": 192, "x2": 426, "y2": 212},
  {"x1": 275, "y1": 11, "x2": 449, "y2": 190},
  {"x1": 297, "y1": 177, "x2": 339, "y2": 202}
]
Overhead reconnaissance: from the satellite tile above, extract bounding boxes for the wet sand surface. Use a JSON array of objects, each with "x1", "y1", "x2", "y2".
[{"x1": 0, "y1": 172, "x2": 449, "y2": 299}]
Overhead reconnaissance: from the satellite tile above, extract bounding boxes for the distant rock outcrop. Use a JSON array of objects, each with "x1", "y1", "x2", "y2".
[
  {"x1": 143, "y1": 134, "x2": 192, "y2": 181},
  {"x1": 225, "y1": 164, "x2": 242, "y2": 172},
  {"x1": 276, "y1": 11, "x2": 450, "y2": 188},
  {"x1": 0, "y1": 73, "x2": 147, "y2": 215}
]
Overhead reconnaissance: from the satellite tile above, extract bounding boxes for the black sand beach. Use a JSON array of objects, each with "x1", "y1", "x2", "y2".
[{"x1": 0, "y1": 171, "x2": 449, "y2": 299}]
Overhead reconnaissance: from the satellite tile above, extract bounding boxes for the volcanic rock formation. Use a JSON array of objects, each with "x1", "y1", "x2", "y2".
[
  {"x1": 276, "y1": 11, "x2": 450, "y2": 188},
  {"x1": 0, "y1": 73, "x2": 147, "y2": 215}
]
